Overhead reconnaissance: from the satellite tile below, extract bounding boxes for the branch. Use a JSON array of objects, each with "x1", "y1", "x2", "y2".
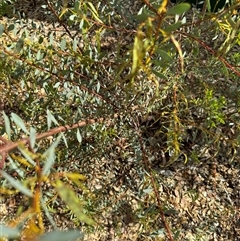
[{"x1": 0, "y1": 117, "x2": 105, "y2": 169}]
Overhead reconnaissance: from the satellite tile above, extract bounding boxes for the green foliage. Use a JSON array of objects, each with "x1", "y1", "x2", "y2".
[
  {"x1": 0, "y1": 0, "x2": 239, "y2": 240},
  {"x1": 0, "y1": 0, "x2": 13, "y2": 17}
]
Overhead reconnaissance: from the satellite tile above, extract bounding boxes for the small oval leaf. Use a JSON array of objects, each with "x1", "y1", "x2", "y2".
[
  {"x1": 7, "y1": 24, "x2": 15, "y2": 31},
  {"x1": 167, "y1": 3, "x2": 191, "y2": 15},
  {"x1": 76, "y1": 129, "x2": 82, "y2": 143}
]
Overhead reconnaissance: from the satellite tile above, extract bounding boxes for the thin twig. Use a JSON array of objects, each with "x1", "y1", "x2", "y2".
[{"x1": 131, "y1": 116, "x2": 173, "y2": 241}]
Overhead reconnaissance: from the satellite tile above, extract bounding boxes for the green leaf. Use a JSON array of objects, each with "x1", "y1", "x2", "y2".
[
  {"x1": 73, "y1": 37, "x2": 78, "y2": 52},
  {"x1": 96, "y1": 81, "x2": 100, "y2": 93},
  {"x1": 49, "y1": 32, "x2": 54, "y2": 45},
  {"x1": 87, "y1": 2, "x2": 103, "y2": 23},
  {"x1": 152, "y1": 70, "x2": 168, "y2": 79},
  {"x1": 36, "y1": 50, "x2": 43, "y2": 61},
  {"x1": 59, "y1": 6, "x2": 69, "y2": 19},
  {"x1": 143, "y1": 188, "x2": 153, "y2": 194},
  {"x1": 76, "y1": 129, "x2": 82, "y2": 143},
  {"x1": 166, "y1": 3, "x2": 191, "y2": 15},
  {"x1": 3, "y1": 112, "x2": 11, "y2": 139},
  {"x1": 15, "y1": 38, "x2": 24, "y2": 53},
  {"x1": 55, "y1": 180, "x2": 96, "y2": 225},
  {"x1": 165, "y1": 22, "x2": 183, "y2": 32},
  {"x1": 131, "y1": 31, "x2": 145, "y2": 76},
  {"x1": 0, "y1": 225, "x2": 20, "y2": 239},
  {"x1": 47, "y1": 109, "x2": 59, "y2": 130},
  {"x1": 0, "y1": 170, "x2": 33, "y2": 197},
  {"x1": 156, "y1": 49, "x2": 173, "y2": 62},
  {"x1": 19, "y1": 147, "x2": 36, "y2": 167},
  {"x1": 7, "y1": 24, "x2": 14, "y2": 31},
  {"x1": 79, "y1": 18, "x2": 84, "y2": 29},
  {"x1": 61, "y1": 38, "x2": 66, "y2": 51},
  {"x1": 42, "y1": 135, "x2": 62, "y2": 176},
  {"x1": 38, "y1": 230, "x2": 84, "y2": 241},
  {"x1": 69, "y1": 14, "x2": 75, "y2": 21},
  {"x1": 133, "y1": 8, "x2": 154, "y2": 22},
  {"x1": 11, "y1": 113, "x2": 29, "y2": 134},
  {"x1": 40, "y1": 197, "x2": 57, "y2": 229},
  {"x1": 0, "y1": 24, "x2": 4, "y2": 36},
  {"x1": 62, "y1": 133, "x2": 68, "y2": 148},
  {"x1": 29, "y1": 127, "x2": 36, "y2": 149},
  {"x1": 38, "y1": 36, "x2": 44, "y2": 44}
]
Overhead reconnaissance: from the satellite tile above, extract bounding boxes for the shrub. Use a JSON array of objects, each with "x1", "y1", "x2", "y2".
[{"x1": 0, "y1": 0, "x2": 239, "y2": 240}]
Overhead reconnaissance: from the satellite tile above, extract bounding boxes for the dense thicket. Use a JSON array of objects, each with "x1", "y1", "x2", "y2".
[{"x1": 0, "y1": 0, "x2": 239, "y2": 240}]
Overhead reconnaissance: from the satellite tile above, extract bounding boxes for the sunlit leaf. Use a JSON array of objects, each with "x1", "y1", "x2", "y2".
[
  {"x1": 73, "y1": 37, "x2": 78, "y2": 51},
  {"x1": 62, "y1": 133, "x2": 68, "y2": 148},
  {"x1": 76, "y1": 129, "x2": 82, "y2": 143},
  {"x1": 47, "y1": 109, "x2": 59, "y2": 130},
  {"x1": 64, "y1": 172, "x2": 86, "y2": 181},
  {"x1": 131, "y1": 31, "x2": 145, "y2": 76},
  {"x1": 143, "y1": 188, "x2": 153, "y2": 194},
  {"x1": 3, "y1": 112, "x2": 11, "y2": 139},
  {"x1": 11, "y1": 113, "x2": 29, "y2": 134},
  {"x1": 69, "y1": 14, "x2": 75, "y2": 21},
  {"x1": 36, "y1": 50, "x2": 43, "y2": 61},
  {"x1": 96, "y1": 81, "x2": 100, "y2": 93},
  {"x1": 8, "y1": 156, "x2": 24, "y2": 178},
  {"x1": 29, "y1": 127, "x2": 36, "y2": 149},
  {"x1": 87, "y1": 2, "x2": 103, "y2": 23},
  {"x1": 61, "y1": 38, "x2": 66, "y2": 51},
  {"x1": 55, "y1": 180, "x2": 96, "y2": 225},
  {"x1": 18, "y1": 146, "x2": 36, "y2": 167},
  {"x1": 64, "y1": 172, "x2": 89, "y2": 191},
  {"x1": 42, "y1": 135, "x2": 62, "y2": 176},
  {"x1": 10, "y1": 153, "x2": 33, "y2": 168},
  {"x1": 49, "y1": 32, "x2": 54, "y2": 45},
  {"x1": 59, "y1": 6, "x2": 69, "y2": 19},
  {"x1": 79, "y1": 18, "x2": 84, "y2": 29},
  {"x1": 171, "y1": 35, "x2": 184, "y2": 72},
  {"x1": 0, "y1": 186, "x2": 19, "y2": 195}
]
